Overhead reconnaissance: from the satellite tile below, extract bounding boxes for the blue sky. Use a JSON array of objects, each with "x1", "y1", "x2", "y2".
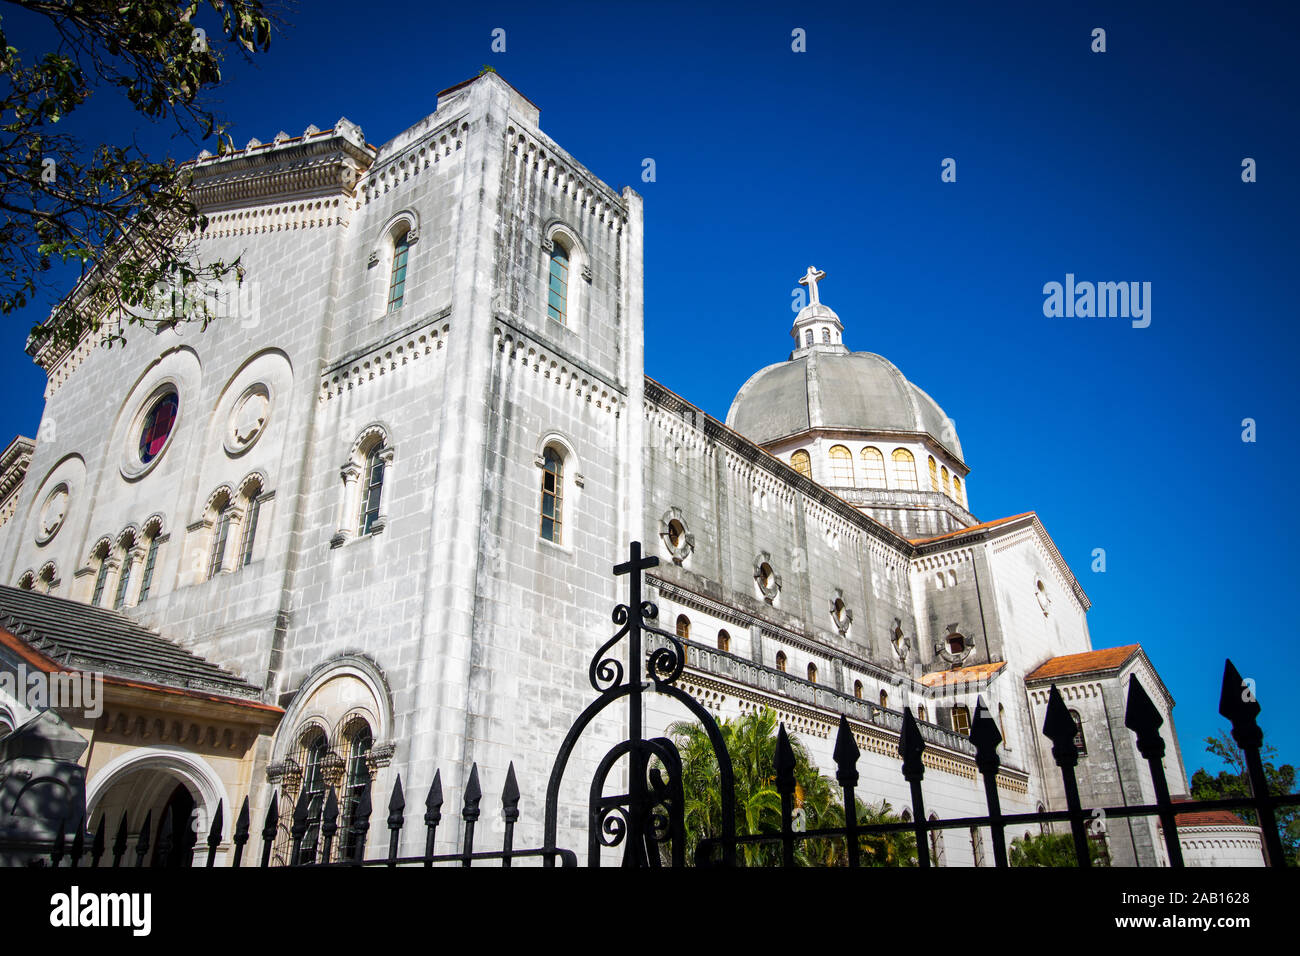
[{"x1": 4, "y1": 1, "x2": 1298, "y2": 780}]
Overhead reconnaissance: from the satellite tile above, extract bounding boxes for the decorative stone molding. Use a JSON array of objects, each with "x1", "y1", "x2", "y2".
[
  {"x1": 319, "y1": 319, "x2": 450, "y2": 402},
  {"x1": 933, "y1": 623, "x2": 976, "y2": 668},
  {"x1": 659, "y1": 507, "x2": 694, "y2": 565},
  {"x1": 581, "y1": 264, "x2": 593, "y2": 283},
  {"x1": 366, "y1": 741, "x2": 397, "y2": 773},
  {"x1": 829, "y1": 589, "x2": 853, "y2": 636},
  {"x1": 753, "y1": 551, "x2": 781, "y2": 603},
  {"x1": 267, "y1": 757, "x2": 302, "y2": 792}
]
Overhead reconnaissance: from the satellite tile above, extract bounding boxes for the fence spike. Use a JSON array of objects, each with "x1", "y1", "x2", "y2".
[
  {"x1": 424, "y1": 770, "x2": 443, "y2": 865},
  {"x1": 774, "y1": 724, "x2": 796, "y2": 795},
  {"x1": 156, "y1": 806, "x2": 173, "y2": 868},
  {"x1": 260, "y1": 792, "x2": 279, "y2": 868},
  {"x1": 1042, "y1": 685, "x2": 1080, "y2": 769},
  {"x1": 899, "y1": 706, "x2": 926, "y2": 780},
  {"x1": 502, "y1": 762, "x2": 521, "y2": 823},
  {"x1": 232, "y1": 796, "x2": 250, "y2": 867},
  {"x1": 289, "y1": 785, "x2": 311, "y2": 865},
  {"x1": 1125, "y1": 676, "x2": 1182, "y2": 866},
  {"x1": 1124, "y1": 677, "x2": 1165, "y2": 753},
  {"x1": 135, "y1": 810, "x2": 153, "y2": 867},
  {"x1": 832, "y1": 716, "x2": 861, "y2": 867},
  {"x1": 1042, "y1": 686, "x2": 1091, "y2": 867},
  {"x1": 69, "y1": 813, "x2": 85, "y2": 868},
  {"x1": 462, "y1": 764, "x2": 482, "y2": 820},
  {"x1": 461, "y1": 764, "x2": 482, "y2": 866},
  {"x1": 1216, "y1": 659, "x2": 1285, "y2": 865},
  {"x1": 774, "y1": 724, "x2": 797, "y2": 866},
  {"x1": 351, "y1": 778, "x2": 373, "y2": 864},
  {"x1": 832, "y1": 715, "x2": 860, "y2": 789},
  {"x1": 387, "y1": 775, "x2": 405, "y2": 867},
  {"x1": 388, "y1": 774, "x2": 406, "y2": 821},
  {"x1": 1219, "y1": 658, "x2": 1261, "y2": 732},
  {"x1": 112, "y1": 811, "x2": 129, "y2": 867},
  {"x1": 321, "y1": 786, "x2": 339, "y2": 864},
  {"x1": 970, "y1": 696, "x2": 1007, "y2": 867},
  {"x1": 91, "y1": 815, "x2": 105, "y2": 867},
  {"x1": 970, "y1": 696, "x2": 1003, "y2": 772},
  {"x1": 206, "y1": 800, "x2": 224, "y2": 868},
  {"x1": 51, "y1": 817, "x2": 66, "y2": 867},
  {"x1": 898, "y1": 708, "x2": 930, "y2": 867}
]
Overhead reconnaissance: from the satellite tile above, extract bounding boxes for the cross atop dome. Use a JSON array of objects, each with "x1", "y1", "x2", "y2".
[
  {"x1": 790, "y1": 264, "x2": 845, "y2": 356},
  {"x1": 798, "y1": 266, "x2": 827, "y2": 306}
]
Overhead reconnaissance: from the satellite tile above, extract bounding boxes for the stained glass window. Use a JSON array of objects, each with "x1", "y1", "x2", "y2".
[{"x1": 139, "y1": 392, "x2": 178, "y2": 464}]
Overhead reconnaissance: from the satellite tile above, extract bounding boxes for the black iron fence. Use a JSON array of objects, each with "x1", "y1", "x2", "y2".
[{"x1": 24, "y1": 542, "x2": 1300, "y2": 867}]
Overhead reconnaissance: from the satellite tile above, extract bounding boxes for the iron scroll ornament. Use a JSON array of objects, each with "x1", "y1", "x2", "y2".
[{"x1": 543, "y1": 541, "x2": 737, "y2": 866}]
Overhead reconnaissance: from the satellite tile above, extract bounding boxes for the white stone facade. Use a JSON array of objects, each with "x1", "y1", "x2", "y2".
[{"x1": 0, "y1": 72, "x2": 1204, "y2": 866}]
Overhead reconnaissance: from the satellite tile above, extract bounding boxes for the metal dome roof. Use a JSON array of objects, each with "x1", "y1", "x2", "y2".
[{"x1": 725, "y1": 348, "x2": 964, "y2": 463}]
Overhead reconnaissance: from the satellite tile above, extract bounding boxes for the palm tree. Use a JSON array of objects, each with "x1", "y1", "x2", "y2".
[{"x1": 661, "y1": 708, "x2": 916, "y2": 866}]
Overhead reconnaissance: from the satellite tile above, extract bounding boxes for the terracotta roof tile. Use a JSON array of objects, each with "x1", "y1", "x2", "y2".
[
  {"x1": 920, "y1": 661, "x2": 1006, "y2": 687},
  {"x1": 1025, "y1": 645, "x2": 1141, "y2": 682},
  {"x1": 1171, "y1": 809, "x2": 1251, "y2": 828},
  {"x1": 909, "y1": 513, "x2": 1034, "y2": 545}
]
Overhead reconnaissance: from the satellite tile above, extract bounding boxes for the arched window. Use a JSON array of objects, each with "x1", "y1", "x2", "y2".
[
  {"x1": 717, "y1": 629, "x2": 731, "y2": 652},
  {"x1": 112, "y1": 531, "x2": 136, "y2": 609},
  {"x1": 1070, "y1": 710, "x2": 1087, "y2": 755},
  {"x1": 291, "y1": 728, "x2": 329, "y2": 864},
  {"x1": 879, "y1": 690, "x2": 888, "y2": 708},
  {"x1": 952, "y1": 474, "x2": 963, "y2": 505},
  {"x1": 828, "y1": 445, "x2": 853, "y2": 484},
  {"x1": 952, "y1": 705, "x2": 971, "y2": 736},
  {"x1": 900, "y1": 808, "x2": 912, "y2": 824},
  {"x1": 208, "y1": 499, "x2": 231, "y2": 580},
  {"x1": 139, "y1": 390, "x2": 178, "y2": 465},
  {"x1": 547, "y1": 240, "x2": 570, "y2": 325},
  {"x1": 539, "y1": 446, "x2": 564, "y2": 543},
  {"x1": 859, "y1": 446, "x2": 886, "y2": 488},
  {"x1": 239, "y1": 479, "x2": 263, "y2": 567},
  {"x1": 359, "y1": 442, "x2": 386, "y2": 537},
  {"x1": 775, "y1": 651, "x2": 787, "y2": 673},
  {"x1": 821, "y1": 328, "x2": 830, "y2": 344},
  {"x1": 36, "y1": 563, "x2": 57, "y2": 594},
  {"x1": 803, "y1": 329, "x2": 813, "y2": 347},
  {"x1": 17, "y1": 571, "x2": 34, "y2": 591},
  {"x1": 90, "y1": 542, "x2": 111, "y2": 606},
  {"x1": 675, "y1": 614, "x2": 691, "y2": 641},
  {"x1": 854, "y1": 680, "x2": 863, "y2": 699},
  {"x1": 971, "y1": 827, "x2": 986, "y2": 867},
  {"x1": 138, "y1": 521, "x2": 162, "y2": 602},
  {"x1": 891, "y1": 449, "x2": 918, "y2": 490},
  {"x1": 918, "y1": 704, "x2": 928, "y2": 722},
  {"x1": 928, "y1": 456, "x2": 939, "y2": 491},
  {"x1": 998, "y1": 703, "x2": 1009, "y2": 751},
  {"x1": 339, "y1": 719, "x2": 374, "y2": 860},
  {"x1": 790, "y1": 449, "x2": 812, "y2": 478},
  {"x1": 807, "y1": 662, "x2": 818, "y2": 683},
  {"x1": 928, "y1": 814, "x2": 946, "y2": 866},
  {"x1": 387, "y1": 227, "x2": 410, "y2": 313},
  {"x1": 941, "y1": 466, "x2": 951, "y2": 496}
]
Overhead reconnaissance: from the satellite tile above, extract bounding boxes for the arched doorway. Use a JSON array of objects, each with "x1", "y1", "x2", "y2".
[
  {"x1": 86, "y1": 750, "x2": 227, "y2": 866},
  {"x1": 149, "y1": 783, "x2": 196, "y2": 867}
]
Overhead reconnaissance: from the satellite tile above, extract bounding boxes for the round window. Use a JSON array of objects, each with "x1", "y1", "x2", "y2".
[{"x1": 139, "y1": 391, "x2": 178, "y2": 464}]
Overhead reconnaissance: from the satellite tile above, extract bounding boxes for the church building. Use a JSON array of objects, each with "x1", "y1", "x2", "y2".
[{"x1": 0, "y1": 71, "x2": 1259, "y2": 867}]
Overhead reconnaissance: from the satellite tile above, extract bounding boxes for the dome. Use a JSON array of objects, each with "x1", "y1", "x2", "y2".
[{"x1": 725, "y1": 349, "x2": 964, "y2": 462}]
